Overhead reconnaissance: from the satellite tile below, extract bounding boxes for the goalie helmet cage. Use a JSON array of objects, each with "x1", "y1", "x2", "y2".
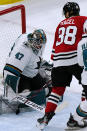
[{"x1": 0, "y1": 4, "x2": 26, "y2": 73}]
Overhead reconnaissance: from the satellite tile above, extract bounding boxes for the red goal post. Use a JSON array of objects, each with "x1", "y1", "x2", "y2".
[{"x1": 0, "y1": 4, "x2": 26, "y2": 34}]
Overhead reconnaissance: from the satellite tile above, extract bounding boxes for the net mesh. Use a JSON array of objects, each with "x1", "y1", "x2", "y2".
[{"x1": 0, "y1": 4, "x2": 26, "y2": 73}]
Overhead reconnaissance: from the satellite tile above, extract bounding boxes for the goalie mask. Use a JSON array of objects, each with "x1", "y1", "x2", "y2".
[{"x1": 27, "y1": 29, "x2": 47, "y2": 52}]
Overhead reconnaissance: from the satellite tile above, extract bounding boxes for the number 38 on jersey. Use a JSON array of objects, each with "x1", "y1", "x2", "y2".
[{"x1": 56, "y1": 26, "x2": 77, "y2": 46}]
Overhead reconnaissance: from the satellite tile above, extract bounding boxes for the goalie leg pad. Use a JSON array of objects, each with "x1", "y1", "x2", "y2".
[
  {"x1": 27, "y1": 89, "x2": 46, "y2": 105},
  {"x1": 4, "y1": 74, "x2": 19, "y2": 93}
]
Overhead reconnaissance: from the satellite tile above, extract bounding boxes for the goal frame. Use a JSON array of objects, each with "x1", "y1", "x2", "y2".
[{"x1": 0, "y1": 4, "x2": 26, "y2": 34}]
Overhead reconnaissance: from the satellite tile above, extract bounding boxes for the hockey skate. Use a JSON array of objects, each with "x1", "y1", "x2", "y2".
[
  {"x1": 36, "y1": 112, "x2": 55, "y2": 130},
  {"x1": 65, "y1": 113, "x2": 87, "y2": 130}
]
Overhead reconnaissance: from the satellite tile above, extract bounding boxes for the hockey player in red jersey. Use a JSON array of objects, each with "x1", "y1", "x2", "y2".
[{"x1": 37, "y1": 2, "x2": 87, "y2": 130}]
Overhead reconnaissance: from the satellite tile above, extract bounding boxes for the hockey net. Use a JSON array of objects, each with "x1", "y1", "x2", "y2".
[
  {"x1": 0, "y1": 4, "x2": 26, "y2": 75},
  {"x1": 0, "y1": 5, "x2": 27, "y2": 113},
  {"x1": 0, "y1": 4, "x2": 26, "y2": 102}
]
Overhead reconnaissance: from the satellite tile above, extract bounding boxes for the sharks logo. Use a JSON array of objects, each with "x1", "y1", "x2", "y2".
[{"x1": 35, "y1": 57, "x2": 41, "y2": 69}]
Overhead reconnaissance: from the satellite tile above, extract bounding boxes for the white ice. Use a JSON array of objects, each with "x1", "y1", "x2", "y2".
[{"x1": 0, "y1": 0, "x2": 87, "y2": 131}]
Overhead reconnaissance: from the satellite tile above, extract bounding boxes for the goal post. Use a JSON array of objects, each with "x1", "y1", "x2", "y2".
[{"x1": 0, "y1": 4, "x2": 26, "y2": 34}]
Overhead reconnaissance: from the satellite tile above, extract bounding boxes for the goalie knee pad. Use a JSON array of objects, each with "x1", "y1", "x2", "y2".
[{"x1": 26, "y1": 89, "x2": 46, "y2": 105}]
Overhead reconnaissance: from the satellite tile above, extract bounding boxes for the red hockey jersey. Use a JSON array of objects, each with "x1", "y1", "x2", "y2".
[{"x1": 51, "y1": 16, "x2": 87, "y2": 67}]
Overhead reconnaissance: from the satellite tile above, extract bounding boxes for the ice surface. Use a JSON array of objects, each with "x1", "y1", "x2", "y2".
[{"x1": 0, "y1": 0, "x2": 87, "y2": 130}]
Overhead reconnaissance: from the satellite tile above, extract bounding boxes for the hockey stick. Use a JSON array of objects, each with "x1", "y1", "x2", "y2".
[
  {"x1": 42, "y1": 80, "x2": 52, "y2": 88},
  {"x1": 17, "y1": 95, "x2": 45, "y2": 113},
  {"x1": 17, "y1": 95, "x2": 69, "y2": 113},
  {"x1": 0, "y1": 73, "x2": 3, "y2": 78},
  {"x1": 0, "y1": 94, "x2": 68, "y2": 114}
]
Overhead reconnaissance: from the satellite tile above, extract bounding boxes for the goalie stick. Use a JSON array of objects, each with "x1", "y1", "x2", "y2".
[
  {"x1": 17, "y1": 95, "x2": 69, "y2": 113},
  {"x1": 0, "y1": 94, "x2": 68, "y2": 115}
]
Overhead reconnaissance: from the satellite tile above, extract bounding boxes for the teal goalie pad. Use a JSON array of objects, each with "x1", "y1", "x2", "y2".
[
  {"x1": 17, "y1": 89, "x2": 46, "y2": 109},
  {"x1": 5, "y1": 75, "x2": 19, "y2": 93},
  {"x1": 27, "y1": 89, "x2": 46, "y2": 105}
]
